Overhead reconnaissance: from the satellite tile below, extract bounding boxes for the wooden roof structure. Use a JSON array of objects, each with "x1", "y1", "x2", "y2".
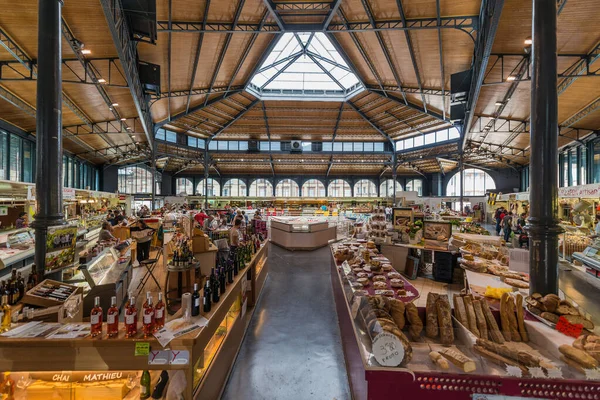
[{"x1": 0, "y1": 0, "x2": 598, "y2": 177}]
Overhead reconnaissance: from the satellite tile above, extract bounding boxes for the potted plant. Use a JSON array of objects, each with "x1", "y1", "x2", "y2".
[{"x1": 406, "y1": 220, "x2": 423, "y2": 244}]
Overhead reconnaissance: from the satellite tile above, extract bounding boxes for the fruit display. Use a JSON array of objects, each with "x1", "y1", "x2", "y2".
[{"x1": 460, "y1": 223, "x2": 490, "y2": 235}]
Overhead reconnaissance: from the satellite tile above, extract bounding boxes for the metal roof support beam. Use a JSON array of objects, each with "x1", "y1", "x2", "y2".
[
  {"x1": 459, "y1": 0, "x2": 505, "y2": 152},
  {"x1": 308, "y1": 54, "x2": 345, "y2": 90},
  {"x1": 186, "y1": 0, "x2": 210, "y2": 114},
  {"x1": 244, "y1": 33, "x2": 284, "y2": 92},
  {"x1": 155, "y1": 86, "x2": 244, "y2": 100},
  {"x1": 367, "y1": 85, "x2": 448, "y2": 97},
  {"x1": 324, "y1": 34, "x2": 367, "y2": 89},
  {"x1": 327, "y1": 103, "x2": 345, "y2": 176},
  {"x1": 338, "y1": 9, "x2": 386, "y2": 94},
  {"x1": 558, "y1": 41, "x2": 600, "y2": 94},
  {"x1": 395, "y1": 0, "x2": 426, "y2": 109},
  {"x1": 262, "y1": 0, "x2": 285, "y2": 31},
  {"x1": 323, "y1": 0, "x2": 342, "y2": 29},
  {"x1": 260, "y1": 54, "x2": 301, "y2": 89},
  {"x1": 262, "y1": 102, "x2": 275, "y2": 175},
  {"x1": 157, "y1": 16, "x2": 478, "y2": 34},
  {"x1": 258, "y1": 51, "x2": 304, "y2": 74},
  {"x1": 210, "y1": 99, "x2": 260, "y2": 141},
  {"x1": 561, "y1": 96, "x2": 600, "y2": 128},
  {"x1": 346, "y1": 101, "x2": 394, "y2": 146},
  {"x1": 204, "y1": 0, "x2": 246, "y2": 107},
  {"x1": 436, "y1": 0, "x2": 446, "y2": 120},
  {"x1": 436, "y1": 158, "x2": 446, "y2": 176},
  {"x1": 159, "y1": 92, "x2": 238, "y2": 126},
  {"x1": 369, "y1": 89, "x2": 446, "y2": 122},
  {"x1": 100, "y1": 0, "x2": 154, "y2": 144}
]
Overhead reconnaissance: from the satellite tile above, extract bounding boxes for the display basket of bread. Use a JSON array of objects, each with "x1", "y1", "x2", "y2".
[{"x1": 525, "y1": 293, "x2": 594, "y2": 331}]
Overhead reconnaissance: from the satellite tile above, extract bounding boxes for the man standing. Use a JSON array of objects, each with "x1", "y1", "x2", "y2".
[{"x1": 503, "y1": 212, "x2": 513, "y2": 242}]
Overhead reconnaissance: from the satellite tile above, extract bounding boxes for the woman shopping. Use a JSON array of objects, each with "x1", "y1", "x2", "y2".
[{"x1": 131, "y1": 220, "x2": 155, "y2": 263}]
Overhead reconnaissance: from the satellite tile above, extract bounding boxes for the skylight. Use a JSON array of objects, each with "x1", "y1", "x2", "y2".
[{"x1": 247, "y1": 32, "x2": 364, "y2": 101}]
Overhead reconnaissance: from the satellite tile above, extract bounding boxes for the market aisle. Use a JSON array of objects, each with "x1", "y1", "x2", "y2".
[{"x1": 221, "y1": 244, "x2": 351, "y2": 400}]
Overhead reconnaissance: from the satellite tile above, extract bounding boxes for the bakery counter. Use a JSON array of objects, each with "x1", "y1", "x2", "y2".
[
  {"x1": 0, "y1": 243, "x2": 270, "y2": 400},
  {"x1": 330, "y1": 244, "x2": 600, "y2": 400}
]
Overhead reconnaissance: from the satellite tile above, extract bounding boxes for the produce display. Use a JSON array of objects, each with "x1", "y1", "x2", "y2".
[{"x1": 460, "y1": 222, "x2": 490, "y2": 235}]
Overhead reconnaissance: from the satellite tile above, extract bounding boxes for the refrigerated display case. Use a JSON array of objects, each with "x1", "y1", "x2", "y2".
[
  {"x1": 270, "y1": 217, "x2": 336, "y2": 250},
  {"x1": 63, "y1": 246, "x2": 132, "y2": 315},
  {"x1": 0, "y1": 228, "x2": 35, "y2": 272}
]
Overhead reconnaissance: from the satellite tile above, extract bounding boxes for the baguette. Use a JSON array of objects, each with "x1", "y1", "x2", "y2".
[
  {"x1": 405, "y1": 302, "x2": 423, "y2": 340},
  {"x1": 506, "y1": 295, "x2": 522, "y2": 341},
  {"x1": 439, "y1": 347, "x2": 476, "y2": 372},
  {"x1": 476, "y1": 339, "x2": 543, "y2": 367},
  {"x1": 561, "y1": 355, "x2": 586, "y2": 374},
  {"x1": 453, "y1": 294, "x2": 469, "y2": 327},
  {"x1": 436, "y1": 295, "x2": 455, "y2": 345},
  {"x1": 481, "y1": 300, "x2": 505, "y2": 344},
  {"x1": 500, "y1": 293, "x2": 512, "y2": 341},
  {"x1": 429, "y1": 351, "x2": 449, "y2": 370},
  {"x1": 472, "y1": 300, "x2": 489, "y2": 340},
  {"x1": 463, "y1": 295, "x2": 481, "y2": 337},
  {"x1": 516, "y1": 294, "x2": 529, "y2": 342},
  {"x1": 426, "y1": 293, "x2": 440, "y2": 338},
  {"x1": 473, "y1": 345, "x2": 528, "y2": 374},
  {"x1": 558, "y1": 345, "x2": 598, "y2": 369}
]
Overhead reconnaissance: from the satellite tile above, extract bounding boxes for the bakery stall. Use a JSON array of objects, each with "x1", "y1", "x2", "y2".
[
  {"x1": 331, "y1": 240, "x2": 600, "y2": 400},
  {"x1": 0, "y1": 241, "x2": 269, "y2": 400},
  {"x1": 270, "y1": 216, "x2": 337, "y2": 250}
]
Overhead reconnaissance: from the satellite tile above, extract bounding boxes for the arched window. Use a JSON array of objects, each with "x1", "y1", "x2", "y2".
[
  {"x1": 302, "y1": 179, "x2": 326, "y2": 197},
  {"x1": 275, "y1": 179, "x2": 300, "y2": 197},
  {"x1": 249, "y1": 179, "x2": 273, "y2": 197},
  {"x1": 118, "y1": 166, "x2": 159, "y2": 194},
  {"x1": 196, "y1": 178, "x2": 220, "y2": 196},
  {"x1": 354, "y1": 179, "x2": 377, "y2": 197},
  {"x1": 328, "y1": 179, "x2": 351, "y2": 197},
  {"x1": 223, "y1": 179, "x2": 247, "y2": 197},
  {"x1": 446, "y1": 169, "x2": 496, "y2": 196},
  {"x1": 380, "y1": 179, "x2": 403, "y2": 198},
  {"x1": 175, "y1": 178, "x2": 193, "y2": 196},
  {"x1": 406, "y1": 179, "x2": 423, "y2": 196}
]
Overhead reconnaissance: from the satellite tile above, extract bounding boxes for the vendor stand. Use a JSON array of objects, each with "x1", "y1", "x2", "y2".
[{"x1": 270, "y1": 217, "x2": 337, "y2": 250}]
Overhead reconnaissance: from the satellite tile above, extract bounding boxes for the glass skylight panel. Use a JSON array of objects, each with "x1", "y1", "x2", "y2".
[{"x1": 249, "y1": 32, "x2": 363, "y2": 100}]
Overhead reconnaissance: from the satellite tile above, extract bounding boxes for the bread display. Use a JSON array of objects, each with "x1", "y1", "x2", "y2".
[
  {"x1": 453, "y1": 294, "x2": 469, "y2": 328},
  {"x1": 516, "y1": 294, "x2": 529, "y2": 342},
  {"x1": 525, "y1": 293, "x2": 594, "y2": 331},
  {"x1": 405, "y1": 302, "x2": 423, "y2": 340},
  {"x1": 425, "y1": 293, "x2": 440, "y2": 338},
  {"x1": 559, "y1": 344, "x2": 598, "y2": 369},
  {"x1": 472, "y1": 300, "x2": 489, "y2": 340},
  {"x1": 439, "y1": 348, "x2": 476, "y2": 372},
  {"x1": 436, "y1": 295, "x2": 454, "y2": 345},
  {"x1": 390, "y1": 279, "x2": 404, "y2": 288},
  {"x1": 481, "y1": 300, "x2": 505, "y2": 344},
  {"x1": 429, "y1": 351, "x2": 449, "y2": 370},
  {"x1": 463, "y1": 295, "x2": 481, "y2": 337}
]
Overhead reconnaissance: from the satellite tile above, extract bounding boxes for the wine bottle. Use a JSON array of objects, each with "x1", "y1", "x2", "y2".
[
  {"x1": 233, "y1": 251, "x2": 239, "y2": 276},
  {"x1": 191, "y1": 283, "x2": 200, "y2": 317},
  {"x1": 212, "y1": 269, "x2": 220, "y2": 304},
  {"x1": 142, "y1": 295, "x2": 154, "y2": 338},
  {"x1": 140, "y1": 370, "x2": 151, "y2": 400},
  {"x1": 155, "y1": 292, "x2": 165, "y2": 330},
  {"x1": 1, "y1": 295, "x2": 11, "y2": 333},
  {"x1": 203, "y1": 281, "x2": 212, "y2": 313},
  {"x1": 227, "y1": 259, "x2": 234, "y2": 284},
  {"x1": 125, "y1": 296, "x2": 138, "y2": 338},
  {"x1": 219, "y1": 267, "x2": 226, "y2": 295},
  {"x1": 106, "y1": 296, "x2": 119, "y2": 338},
  {"x1": 90, "y1": 296, "x2": 103, "y2": 337}
]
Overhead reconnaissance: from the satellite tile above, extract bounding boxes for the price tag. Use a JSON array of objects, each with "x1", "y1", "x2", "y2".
[
  {"x1": 372, "y1": 332, "x2": 405, "y2": 367},
  {"x1": 528, "y1": 367, "x2": 546, "y2": 379},
  {"x1": 135, "y1": 342, "x2": 150, "y2": 356},
  {"x1": 584, "y1": 368, "x2": 600, "y2": 381},
  {"x1": 505, "y1": 365, "x2": 523, "y2": 378},
  {"x1": 556, "y1": 316, "x2": 584, "y2": 338}
]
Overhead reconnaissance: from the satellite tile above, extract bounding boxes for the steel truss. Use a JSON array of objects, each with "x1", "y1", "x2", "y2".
[{"x1": 156, "y1": 16, "x2": 478, "y2": 34}]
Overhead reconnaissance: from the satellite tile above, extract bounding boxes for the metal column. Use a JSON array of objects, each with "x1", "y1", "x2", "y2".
[
  {"x1": 204, "y1": 145, "x2": 209, "y2": 210},
  {"x1": 392, "y1": 153, "x2": 397, "y2": 206},
  {"x1": 527, "y1": 0, "x2": 562, "y2": 295},
  {"x1": 459, "y1": 153, "x2": 464, "y2": 213},
  {"x1": 32, "y1": 0, "x2": 66, "y2": 278},
  {"x1": 151, "y1": 139, "x2": 156, "y2": 209}
]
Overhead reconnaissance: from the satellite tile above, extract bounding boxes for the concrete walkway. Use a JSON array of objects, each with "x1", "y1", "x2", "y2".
[{"x1": 221, "y1": 243, "x2": 350, "y2": 400}]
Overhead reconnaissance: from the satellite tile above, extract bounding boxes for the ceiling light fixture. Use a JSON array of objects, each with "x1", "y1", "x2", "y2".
[
  {"x1": 506, "y1": 76, "x2": 517, "y2": 81},
  {"x1": 524, "y1": 37, "x2": 532, "y2": 45},
  {"x1": 120, "y1": 118, "x2": 126, "y2": 121},
  {"x1": 111, "y1": 103, "x2": 119, "y2": 107},
  {"x1": 495, "y1": 101, "x2": 504, "y2": 106},
  {"x1": 97, "y1": 78, "x2": 106, "y2": 83},
  {"x1": 81, "y1": 49, "x2": 92, "y2": 55}
]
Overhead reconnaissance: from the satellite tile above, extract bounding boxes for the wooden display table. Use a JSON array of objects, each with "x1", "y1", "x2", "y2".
[{"x1": 0, "y1": 243, "x2": 269, "y2": 400}]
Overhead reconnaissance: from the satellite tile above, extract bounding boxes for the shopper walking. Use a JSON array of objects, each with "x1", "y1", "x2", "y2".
[{"x1": 503, "y1": 212, "x2": 513, "y2": 242}]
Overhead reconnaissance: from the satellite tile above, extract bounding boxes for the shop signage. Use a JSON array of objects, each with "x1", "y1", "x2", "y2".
[
  {"x1": 63, "y1": 187, "x2": 75, "y2": 199},
  {"x1": 559, "y1": 183, "x2": 600, "y2": 198},
  {"x1": 372, "y1": 332, "x2": 405, "y2": 367},
  {"x1": 44, "y1": 224, "x2": 78, "y2": 275},
  {"x1": 135, "y1": 342, "x2": 150, "y2": 356},
  {"x1": 30, "y1": 372, "x2": 127, "y2": 383},
  {"x1": 148, "y1": 350, "x2": 190, "y2": 365},
  {"x1": 0, "y1": 206, "x2": 7, "y2": 216}
]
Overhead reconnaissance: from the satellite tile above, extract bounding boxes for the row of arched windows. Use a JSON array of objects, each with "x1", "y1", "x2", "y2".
[
  {"x1": 175, "y1": 178, "x2": 425, "y2": 197},
  {"x1": 175, "y1": 168, "x2": 497, "y2": 197}
]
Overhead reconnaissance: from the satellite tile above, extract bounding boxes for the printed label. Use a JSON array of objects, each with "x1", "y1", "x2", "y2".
[
  {"x1": 90, "y1": 315, "x2": 100, "y2": 325},
  {"x1": 156, "y1": 309, "x2": 163, "y2": 319},
  {"x1": 372, "y1": 332, "x2": 405, "y2": 367},
  {"x1": 143, "y1": 312, "x2": 154, "y2": 324},
  {"x1": 107, "y1": 314, "x2": 116, "y2": 324},
  {"x1": 195, "y1": 298, "x2": 200, "y2": 307},
  {"x1": 125, "y1": 315, "x2": 135, "y2": 324}
]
